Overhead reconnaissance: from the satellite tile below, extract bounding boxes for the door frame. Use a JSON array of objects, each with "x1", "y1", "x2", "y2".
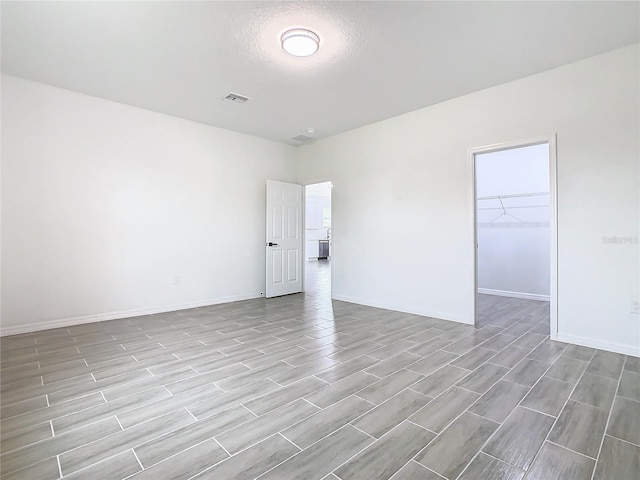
[
  {"x1": 469, "y1": 135, "x2": 558, "y2": 339},
  {"x1": 302, "y1": 180, "x2": 333, "y2": 298}
]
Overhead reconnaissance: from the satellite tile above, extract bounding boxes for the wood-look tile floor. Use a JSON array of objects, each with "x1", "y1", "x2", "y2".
[{"x1": 1, "y1": 262, "x2": 639, "y2": 479}]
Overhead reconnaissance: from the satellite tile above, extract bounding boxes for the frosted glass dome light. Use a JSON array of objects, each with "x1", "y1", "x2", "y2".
[{"x1": 281, "y1": 29, "x2": 320, "y2": 57}]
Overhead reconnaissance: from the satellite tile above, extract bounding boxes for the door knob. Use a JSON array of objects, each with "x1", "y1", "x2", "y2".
[{"x1": 268, "y1": 242, "x2": 278, "y2": 246}]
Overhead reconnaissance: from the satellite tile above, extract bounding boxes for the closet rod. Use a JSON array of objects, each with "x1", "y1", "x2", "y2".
[
  {"x1": 477, "y1": 192, "x2": 549, "y2": 201},
  {"x1": 478, "y1": 205, "x2": 549, "y2": 211}
]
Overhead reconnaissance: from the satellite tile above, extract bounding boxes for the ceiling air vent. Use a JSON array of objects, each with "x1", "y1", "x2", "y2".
[
  {"x1": 223, "y1": 92, "x2": 250, "y2": 103},
  {"x1": 292, "y1": 134, "x2": 313, "y2": 143}
]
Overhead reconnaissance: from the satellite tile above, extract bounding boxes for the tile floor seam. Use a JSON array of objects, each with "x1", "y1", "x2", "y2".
[
  {"x1": 114, "y1": 415, "x2": 125, "y2": 431},
  {"x1": 454, "y1": 384, "x2": 484, "y2": 395},
  {"x1": 131, "y1": 447, "x2": 145, "y2": 470},
  {"x1": 275, "y1": 408, "x2": 358, "y2": 459},
  {"x1": 499, "y1": 376, "x2": 531, "y2": 388},
  {"x1": 428, "y1": 412, "x2": 496, "y2": 480},
  {"x1": 589, "y1": 361, "x2": 626, "y2": 480},
  {"x1": 410, "y1": 380, "x2": 485, "y2": 436},
  {"x1": 211, "y1": 435, "x2": 233, "y2": 457},
  {"x1": 185, "y1": 407, "x2": 199, "y2": 422},
  {"x1": 405, "y1": 418, "x2": 438, "y2": 435},
  {"x1": 212, "y1": 381, "x2": 227, "y2": 393},
  {"x1": 545, "y1": 439, "x2": 598, "y2": 460},
  {"x1": 343, "y1": 382, "x2": 424, "y2": 422},
  {"x1": 204, "y1": 432, "x2": 296, "y2": 480},
  {"x1": 464, "y1": 408, "x2": 506, "y2": 425},
  {"x1": 240, "y1": 402, "x2": 260, "y2": 416},
  {"x1": 300, "y1": 396, "x2": 324, "y2": 408},
  {"x1": 1, "y1": 414, "x2": 94, "y2": 461},
  {"x1": 408, "y1": 461, "x2": 450, "y2": 480},
  {"x1": 616, "y1": 390, "x2": 640, "y2": 403},
  {"x1": 602, "y1": 432, "x2": 640, "y2": 449},
  {"x1": 43, "y1": 431, "x2": 131, "y2": 479},
  {"x1": 585, "y1": 371, "x2": 625, "y2": 381},
  {"x1": 475, "y1": 449, "x2": 524, "y2": 472},
  {"x1": 424, "y1": 465, "x2": 450, "y2": 480},
  {"x1": 485, "y1": 360, "x2": 509, "y2": 368},
  {"x1": 445, "y1": 340, "x2": 565, "y2": 479},
  {"x1": 516, "y1": 346, "x2": 596, "y2": 479},
  {"x1": 277, "y1": 432, "x2": 303, "y2": 451},
  {"x1": 1, "y1": 293, "x2": 631, "y2": 480},
  {"x1": 348, "y1": 423, "x2": 377, "y2": 440},
  {"x1": 294, "y1": 423, "x2": 383, "y2": 480},
  {"x1": 238, "y1": 361, "x2": 254, "y2": 371},
  {"x1": 518, "y1": 404, "x2": 557, "y2": 419}
]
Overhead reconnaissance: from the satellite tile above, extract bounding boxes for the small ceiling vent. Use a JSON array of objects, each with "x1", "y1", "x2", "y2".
[
  {"x1": 291, "y1": 134, "x2": 314, "y2": 143},
  {"x1": 223, "y1": 92, "x2": 250, "y2": 103}
]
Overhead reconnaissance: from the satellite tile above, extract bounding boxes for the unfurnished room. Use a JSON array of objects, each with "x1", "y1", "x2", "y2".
[{"x1": 1, "y1": 1, "x2": 639, "y2": 479}]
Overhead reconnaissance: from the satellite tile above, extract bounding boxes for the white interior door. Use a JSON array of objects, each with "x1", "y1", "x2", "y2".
[{"x1": 266, "y1": 180, "x2": 303, "y2": 298}]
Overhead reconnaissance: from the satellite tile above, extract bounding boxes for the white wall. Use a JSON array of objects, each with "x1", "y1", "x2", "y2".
[
  {"x1": 476, "y1": 144, "x2": 550, "y2": 300},
  {"x1": 297, "y1": 44, "x2": 640, "y2": 356},
  {"x1": 1, "y1": 75, "x2": 297, "y2": 335},
  {"x1": 2, "y1": 45, "x2": 639, "y2": 357}
]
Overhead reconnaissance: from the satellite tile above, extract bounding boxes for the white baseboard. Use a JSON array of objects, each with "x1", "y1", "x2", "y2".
[
  {"x1": 478, "y1": 288, "x2": 550, "y2": 302},
  {"x1": 332, "y1": 294, "x2": 473, "y2": 325},
  {"x1": 556, "y1": 333, "x2": 640, "y2": 358},
  {"x1": 0, "y1": 293, "x2": 262, "y2": 337}
]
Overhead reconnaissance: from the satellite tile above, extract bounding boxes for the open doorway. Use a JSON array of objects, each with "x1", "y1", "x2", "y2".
[
  {"x1": 471, "y1": 138, "x2": 557, "y2": 338},
  {"x1": 304, "y1": 182, "x2": 332, "y2": 298}
]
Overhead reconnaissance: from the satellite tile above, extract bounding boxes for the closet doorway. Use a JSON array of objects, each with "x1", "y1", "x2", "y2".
[{"x1": 470, "y1": 137, "x2": 557, "y2": 339}]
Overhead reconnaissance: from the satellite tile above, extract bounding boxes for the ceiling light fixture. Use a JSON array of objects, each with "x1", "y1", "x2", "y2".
[{"x1": 281, "y1": 28, "x2": 320, "y2": 57}]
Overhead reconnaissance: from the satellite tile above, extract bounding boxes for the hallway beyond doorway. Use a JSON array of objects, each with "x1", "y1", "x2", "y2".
[{"x1": 305, "y1": 258, "x2": 331, "y2": 302}]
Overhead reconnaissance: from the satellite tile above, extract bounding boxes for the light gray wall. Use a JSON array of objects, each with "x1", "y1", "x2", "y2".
[
  {"x1": 1, "y1": 75, "x2": 298, "y2": 334},
  {"x1": 2, "y1": 45, "x2": 638, "y2": 357},
  {"x1": 297, "y1": 44, "x2": 640, "y2": 356}
]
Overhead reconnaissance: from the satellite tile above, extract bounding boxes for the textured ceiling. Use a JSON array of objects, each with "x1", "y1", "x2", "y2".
[{"x1": 2, "y1": 1, "x2": 638, "y2": 145}]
